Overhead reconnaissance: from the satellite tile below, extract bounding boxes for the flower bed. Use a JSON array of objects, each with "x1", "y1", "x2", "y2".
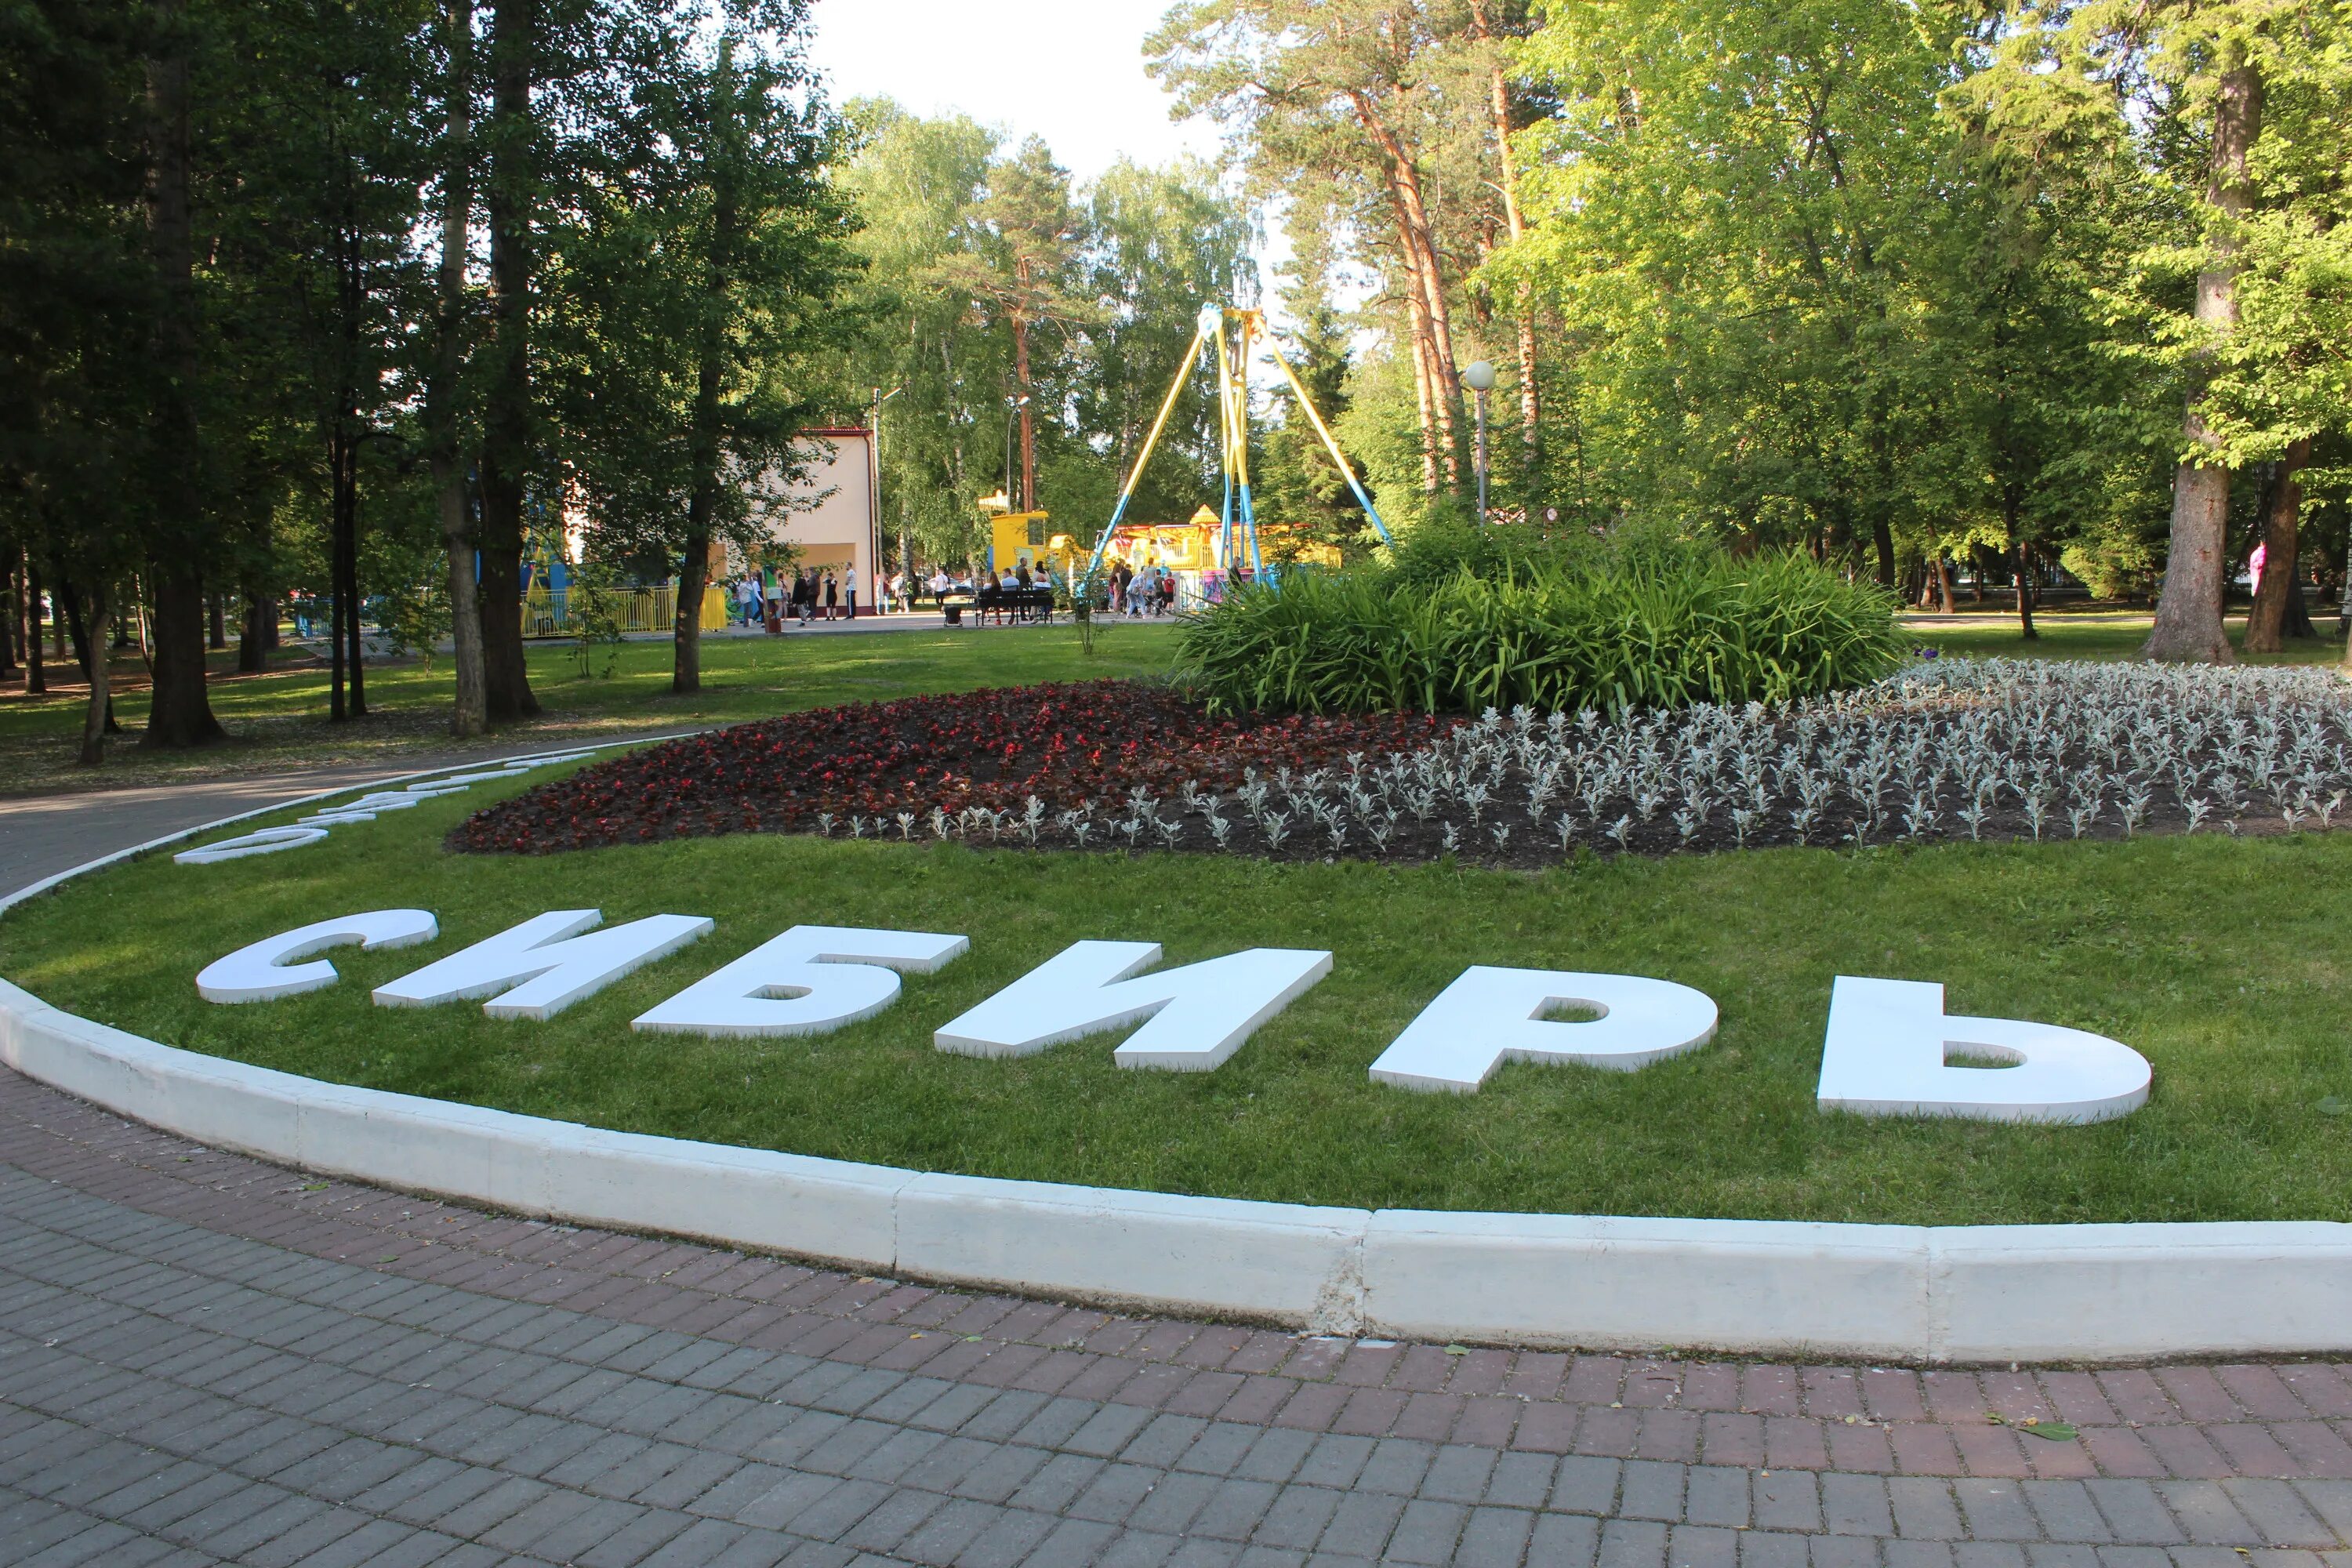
[
  {"x1": 458, "y1": 662, "x2": 2352, "y2": 866},
  {"x1": 453, "y1": 680, "x2": 1453, "y2": 854}
]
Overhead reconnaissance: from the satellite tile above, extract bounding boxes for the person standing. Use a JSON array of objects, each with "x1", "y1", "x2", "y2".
[
  {"x1": 822, "y1": 571, "x2": 839, "y2": 621},
  {"x1": 845, "y1": 566, "x2": 860, "y2": 621}
]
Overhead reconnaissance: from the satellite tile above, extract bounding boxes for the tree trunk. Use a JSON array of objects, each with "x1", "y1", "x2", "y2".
[
  {"x1": 23, "y1": 556, "x2": 46, "y2": 694},
  {"x1": 673, "y1": 535, "x2": 710, "y2": 694},
  {"x1": 78, "y1": 587, "x2": 110, "y2": 767},
  {"x1": 343, "y1": 466, "x2": 366, "y2": 716},
  {"x1": 1353, "y1": 89, "x2": 1461, "y2": 492},
  {"x1": 239, "y1": 593, "x2": 270, "y2": 672},
  {"x1": 1486, "y1": 60, "x2": 1539, "y2": 458},
  {"x1": 676, "y1": 107, "x2": 735, "y2": 698},
  {"x1": 2012, "y1": 531, "x2": 2038, "y2": 640},
  {"x1": 143, "y1": 565, "x2": 224, "y2": 746},
  {"x1": 2248, "y1": 437, "x2": 2312, "y2": 653},
  {"x1": 206, "y1": 592, "x2": 225, "y2": 649},
  {"x1": 59, "y1": 583, "x2": 117, "y2": 732},
  {"x1": 1403, "y1": 274, "x2": 1439, "y2": 494},
  {"x1": 2143, "y1": 58, "x2": 2262, "y2": 663},
  {"x1": 328, "y1": 425, "x2": 352, "y2": 720},
  {"x1": 430, "y1": 0, "x2": 486, "y2": 738},
  {"x1": 1933, "y1": 555, "x2": 1955, "y2": 615},
  {"x1": 0, "y1": 558, "x2": 16, "y2": 677},
  {"x1": 1388, "y1": 159, "x2": 1465, "y2": 488},
  {"x1": 477, "y1": 0, "x2": 539, "y2": 722},
  {"x1": 1013, "y1": 272, "x2": 1036, "y2": 512},
  {"x1": 1871, "y1": 517, "x2": 1896, "y2": 589},
  {"x1": 140, "y1": 0, "x2": 222, "y2": 746}
]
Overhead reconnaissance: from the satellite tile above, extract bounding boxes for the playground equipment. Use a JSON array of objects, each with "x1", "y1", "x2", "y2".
[
  {"x1": 1085, "y1": 307, "x2": 1391, "y2": 586},
  {"x1": 983, "y1": 507, "x2": 1077, "y2": 579}
]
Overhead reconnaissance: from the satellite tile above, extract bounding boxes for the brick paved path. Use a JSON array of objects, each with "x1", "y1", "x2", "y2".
[
  {"x1": 5, "y1": 785, "x2": 2352, "y2": 1567},
  {"x1": 4, "y1": 1068, "x2": 2350, "y2": 1567}
]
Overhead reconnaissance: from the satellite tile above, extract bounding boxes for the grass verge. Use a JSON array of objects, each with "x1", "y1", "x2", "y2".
[
  {"x1": 0, "y1": 622, "x2": 1181, "y2": 797},
  {"x1": 3, "y1": 763, "x2": 2346, "y2": 1227}
]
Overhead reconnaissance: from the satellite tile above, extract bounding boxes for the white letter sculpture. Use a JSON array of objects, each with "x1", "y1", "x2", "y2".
[
  {"x1": 196, "y1": 910, "x2": 440, "y2": 1004},
  {"x1": 1370, "y1": 967, "x2": 1719, "y2": 1093},
  {"x1": 633, "y1": 924, "x2": 969, "y2": 1037},
  {"x1": 373, "y1": 909, "x2": 712, "y2": 1020},
  {"x1": 172, "y1": 826, "x2": 330, "y2": 865},
  {"x1": 934, "y1": 940, "x2": 1331, "y2": 1070},
  {"x1": 1816, "y1": 975, "x2": 2151, "y2": 1123},
  {"x1": 299, "y1": 790, "x2": 428, "y2": 826}
]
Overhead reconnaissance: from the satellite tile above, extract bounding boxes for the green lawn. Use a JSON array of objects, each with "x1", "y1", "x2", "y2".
[
  {"x1": 5, "y1": 761, "x2": 2347, "y2": 1227},
  {"x1": 1900, "y1": 607, "x2": 2349, "y2": 666},
  {"x1": 0, "y1": 622, "x2": 1182, "y2": 796},
  {"x1": 9, "y1": 606, "x2": 2341, "y2": 797}
]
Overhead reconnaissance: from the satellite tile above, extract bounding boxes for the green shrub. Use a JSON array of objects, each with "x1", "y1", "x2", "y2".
[{"x1": 1180, "y1": 550, "x2": 1905, "y2": 717}]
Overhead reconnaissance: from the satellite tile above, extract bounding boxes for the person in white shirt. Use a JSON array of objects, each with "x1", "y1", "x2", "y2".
[{"x1": 844, "y1": 568, "x2": 860, "y2": 620}]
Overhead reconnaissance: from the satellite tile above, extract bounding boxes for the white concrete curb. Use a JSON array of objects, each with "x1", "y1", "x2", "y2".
[{"x1": 3, "y1": 750, "x2": 2348, "y2": 1361}]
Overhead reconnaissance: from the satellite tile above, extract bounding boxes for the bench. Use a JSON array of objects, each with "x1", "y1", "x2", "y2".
[{"x1": 946, "y1": 586, "x2": 1055, "y2": 627}]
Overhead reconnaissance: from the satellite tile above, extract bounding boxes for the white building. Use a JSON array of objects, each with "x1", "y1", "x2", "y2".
[{"x1": 740, "y1": 427, "x2": 880, "y2": 593}]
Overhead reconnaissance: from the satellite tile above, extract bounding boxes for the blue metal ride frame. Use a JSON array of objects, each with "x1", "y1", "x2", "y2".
[{"x1": 1087, "y1": 304, "x2": 1388, "y2": 590}]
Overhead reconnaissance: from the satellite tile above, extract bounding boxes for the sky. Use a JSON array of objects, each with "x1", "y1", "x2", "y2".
[{"x1": 803, "y1": 0, "x2": 1223, "y2": 183}]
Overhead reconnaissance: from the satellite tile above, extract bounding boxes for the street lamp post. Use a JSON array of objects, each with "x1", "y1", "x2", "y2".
[
  {"x1": 873, "y1": 383, "x2": 903, "y2": 607},
  {"x1": 1462, "y1": 360, "x2": 1497, "y2": 524},
  {"x1": 1003, "y1": 394, "x2": 1029, "y2": 512}
]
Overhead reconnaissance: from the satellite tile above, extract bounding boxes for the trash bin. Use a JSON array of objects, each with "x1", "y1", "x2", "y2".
[{"x1": 943, "y1": 603, "x2": 964, "y2": 626}]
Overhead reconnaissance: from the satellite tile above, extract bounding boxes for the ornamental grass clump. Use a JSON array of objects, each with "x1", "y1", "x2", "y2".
[{"x1": 1178, "y1": 550, "x2": 1904, "y2": 717}]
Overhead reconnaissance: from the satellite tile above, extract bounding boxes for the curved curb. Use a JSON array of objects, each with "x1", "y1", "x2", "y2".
[{"x1": 4, "y1": 750, "x2": 2349, "y2": 1363}]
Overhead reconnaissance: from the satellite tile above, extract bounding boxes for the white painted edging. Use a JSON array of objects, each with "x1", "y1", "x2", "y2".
[{"x1": 3, "y1": 757, "x2": 2349, "y2": 1360}]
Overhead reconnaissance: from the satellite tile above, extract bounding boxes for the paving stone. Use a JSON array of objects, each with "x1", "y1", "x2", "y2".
[
  {"x1": 1447, "y1": 1504, "x2": 1534, "y2": 1568},
  {"x1": 1533, "y1": 1512, "x2": 1606, "y2": 1568},
  {"x1": 1672, "y1": 1523, "x2": 1744, "y2": 1568},
  {"x1": 1955, "y1": 1545, "x2": 2031, "y2": 1568},
  {"x1": 1556, "y1": 1457, "x2": 1626, "y2": 1515},
  {"x1": 2159, "y1": 1483, "x2": 2264, "y2": 1545},
  {"x1": 1824, "y1": 1473, "x2": 1895, "y2": 1536},
  {"x1": 1314, "y1": 1490, "x2": 1405, "y2": 1557},
  {"x1": 1955, "y1": 1479, "x2": 2044, "y2": 1541},
  {"x1": 7, "y1": 1043, "x2": 2352, "y2": 1568},
  {"x1": 1602, "y1": 1515, "x2": 1672, "y2": 1568},
  {"x1": 1355, "y1": 1437, "x2": 1436, "y2": 1495},
  {"x1": 2025, "y1": 1547, "x2": 2103, "y2": 1568},
  {"x1": 1892, "y1": 1479, "x2": 1968, "y2": 1541},
  {"x1": 2223, "y1": 1480, "x2": 2341, "y2": 1548},
  {"x1": 1185, "y1": 1478, "x2": 1279, "y2": 1542},
  {"x1": 1757, "y1": 1470, "x2": 1824, "y2": 1532},
  {"x1": 1250, "y1": 1484, "x2": 1342, "y2": 1552},
  {"x1": 2025, "y1": 1481, "x2": 2117, "y2": 1544},
  {"x1": 1294, "y1": 1435, "x2": 1377, "y2": 1491},
  {"x1": 1484, "y1": 1452, "x2": 1559, "y2": 1511},
  {"x1": 1617, "y1": 1460, "x2": 1685, "y2": 1522}
]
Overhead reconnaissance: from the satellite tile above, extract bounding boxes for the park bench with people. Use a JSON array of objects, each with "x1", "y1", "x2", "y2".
[{"x1": 942, "y1": 585, "x2": 1055, "y2": 626}]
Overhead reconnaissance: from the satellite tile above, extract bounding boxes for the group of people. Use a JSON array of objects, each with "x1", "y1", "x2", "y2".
[
  {"x1": 1109, "y1": 560, "x2": 1176, "y2": 617},
  {"x1": 721, "y1": 557, "x2": 1179, "y2": 628},
  {"x1": 732, "y1": 567, "x2": 858, "y2": 626}
]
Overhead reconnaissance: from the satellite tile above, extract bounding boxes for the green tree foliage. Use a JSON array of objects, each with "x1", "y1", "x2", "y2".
[
  {"x1": 555, "y1": 24, "x2": 860, "y2": 694},
  {"x1": 1962, "y1": 0, "x2": 2352, "y2": 660},
  {"x1": 829, "y1": 107, "x2": 1256, "y2": 570},
  {"x1": 1157, "y1": 0, "x2": 2343, "y2": 664},
  {"x1": 1, "y1": 0, "x2": 863, "y2": 763}
]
